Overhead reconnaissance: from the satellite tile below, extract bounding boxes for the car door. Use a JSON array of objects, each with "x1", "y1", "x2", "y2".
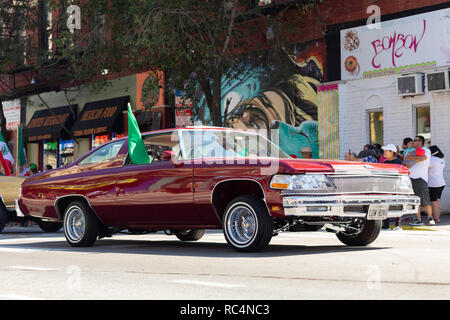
[
  {"x1": 114, "y1": 130, "x2": 199, "y2": 226},
  {"x1": 56, "y1": 139, "x2": 127, "y2": 224}
]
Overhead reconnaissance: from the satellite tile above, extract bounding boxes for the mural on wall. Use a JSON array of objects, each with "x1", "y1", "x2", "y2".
[{"x1": 193, "y1": 40, "x2": 324, "y2": 159}]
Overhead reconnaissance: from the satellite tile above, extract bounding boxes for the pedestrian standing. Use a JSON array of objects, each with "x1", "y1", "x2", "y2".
[
  {"x1": 428, "y1": 145, "x2": 446, "y2": 223},
  {"x1": 403, "y1": 135, "x2": 434, "y2": 226},
  {"x1": 381, "y1": 144, "x2": 402, "y2": 164},
  {"x1": 381, "y1": 144, "x2": 403, "y2": 230},
  {"x1": 301, "y1": 147, "x2": 313, "y2": 159}
]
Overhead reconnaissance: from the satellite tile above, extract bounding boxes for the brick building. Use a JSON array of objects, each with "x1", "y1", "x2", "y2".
[{"x1": 0, "y1": 0, "x2": 449, "y2": 195}]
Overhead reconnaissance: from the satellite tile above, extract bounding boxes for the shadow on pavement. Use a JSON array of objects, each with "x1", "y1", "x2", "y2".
[{"x1": 0, "y1": 229, "x2": 389, "y2": 258}]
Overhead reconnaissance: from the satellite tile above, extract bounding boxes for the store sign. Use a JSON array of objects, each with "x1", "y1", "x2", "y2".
[
  {"x1": 175, "y1": 90, "x2": 192, "y2": 107},
  {"x1": 27, "y1": 114, "x2": 70, "y2": 129},
  {"x1": 3, "y1": 99, "x2": 20, "y2": 131},
  {"x1": 341, "y1": 8, "x2": 450, "y2": 80},
  {"x1": 72, "y1": 96, "x2": 129, "y2": 138},
  {"x1": 175, "y1": 109, "x2": 193, "y2": 128},
  {"x1": 23, "y1": 105, "x2": 77, "y2": 143}
]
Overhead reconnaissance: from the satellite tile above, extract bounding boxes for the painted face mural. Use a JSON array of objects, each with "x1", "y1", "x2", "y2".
[{"x1": 194, "y1": 41, "x2": 323, "y2": 159}]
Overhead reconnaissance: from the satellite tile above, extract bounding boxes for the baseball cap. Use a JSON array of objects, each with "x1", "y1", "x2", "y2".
[
  {"x1": 381, "y1": 144, "x2": 397, "y2": 152},
  {"x1": 415, "y1": 147, "x2": 426, "y2": 156}
]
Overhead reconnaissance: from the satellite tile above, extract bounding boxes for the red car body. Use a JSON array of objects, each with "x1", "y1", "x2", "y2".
[{"x1": 17, "y1": 127, "x2": 420, "y2": 251}]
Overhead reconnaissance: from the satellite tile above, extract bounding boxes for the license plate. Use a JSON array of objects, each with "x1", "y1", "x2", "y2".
[{"x1": 367, "y1": 204, "x2": 389, "y2": 220}]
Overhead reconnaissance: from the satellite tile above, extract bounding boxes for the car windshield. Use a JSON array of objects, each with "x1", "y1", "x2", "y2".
[{"x1": 180, "y1": 130, "x2": 290, "y2": 160}]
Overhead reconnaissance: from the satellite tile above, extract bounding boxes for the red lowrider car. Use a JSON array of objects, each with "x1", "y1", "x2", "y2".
[{"x1": 17, "y1": 127, "x2": 420, "y2": 252}]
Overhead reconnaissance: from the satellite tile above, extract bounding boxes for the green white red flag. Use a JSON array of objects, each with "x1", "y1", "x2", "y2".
[{"x1": 0, "y1": 132, "x2": 14, "y2": 176}]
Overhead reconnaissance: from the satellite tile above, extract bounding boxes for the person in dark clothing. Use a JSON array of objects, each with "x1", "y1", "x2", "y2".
[{"x1": 381, "y1": 144, "x2": 402, "y2": 164}]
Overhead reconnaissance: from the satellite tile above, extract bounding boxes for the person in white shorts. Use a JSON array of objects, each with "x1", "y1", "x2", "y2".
[{"x1": 403, "y1": 136, "x2": 435, "y2": 226}]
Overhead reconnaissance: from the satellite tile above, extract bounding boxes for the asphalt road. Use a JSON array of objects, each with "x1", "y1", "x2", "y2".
[{"x1": 0, "y1": 225, "x2": 450, "y2": 300}]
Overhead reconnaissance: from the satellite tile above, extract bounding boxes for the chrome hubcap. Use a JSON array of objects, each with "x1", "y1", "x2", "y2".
[
  {"x1": 65, "y1": 207, "x2": 85, "y2": 242},
  {"x1": 227, "y1": 204, "x2": 257, "y2": 246}
]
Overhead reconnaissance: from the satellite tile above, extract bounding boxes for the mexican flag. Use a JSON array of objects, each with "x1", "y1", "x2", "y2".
[
  {"x1": 18, "y1": 125, "x2": 30, "y2": 176},
  {"x1": 127, "y1": 103, "x2": 150, "y2": 164},
  {"x1": 0, "y1": 132, "x2": 14, "y2": 176}
]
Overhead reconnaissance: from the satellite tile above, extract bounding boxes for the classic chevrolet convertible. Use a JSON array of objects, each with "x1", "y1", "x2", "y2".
[{"x1": 17, "y1": 127, "x2": 420, "y2": 251}]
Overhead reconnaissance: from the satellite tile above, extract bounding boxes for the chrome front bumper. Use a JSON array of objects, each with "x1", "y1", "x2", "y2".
[
  {"x1": 283, "y1": 195, "x2": 420, "y2": 218},
  {"x1": 14, "y1": 199, "x2": 25, "y2": 217}
]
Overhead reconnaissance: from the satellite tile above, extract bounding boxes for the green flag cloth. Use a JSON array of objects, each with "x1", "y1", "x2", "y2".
[
  {"x1": 127, "y1": 103, "x2": 150, "y2": 164},
  {"x1": 18, "y1": 125, "x2": 26, "y2": 166}
]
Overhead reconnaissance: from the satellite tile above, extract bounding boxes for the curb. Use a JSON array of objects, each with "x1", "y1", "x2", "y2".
[{"x1": 400, "y1": 225, "x2": 439, "y2": 231}]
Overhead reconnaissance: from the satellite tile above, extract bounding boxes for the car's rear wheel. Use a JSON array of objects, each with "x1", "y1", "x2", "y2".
[
  {"x1": 63, "y1": 201, "x2": 100, "y2": 247},
  {"x1": 336, "y1": 218, "x2": 382, "y2": 246},
  {"x1": 174, "y1": 229, "x2": 205, "y2": 241},
  {"x1": 223, "y1": 196, "x2": 273, "y2": 252},
  {"x1": 38, "y1": 220, "x2": 63, "y2": 233}
]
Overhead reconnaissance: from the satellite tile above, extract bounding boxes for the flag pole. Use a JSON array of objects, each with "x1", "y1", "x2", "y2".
[{"x1": 15, "y1": 126, "x2": 19, "y2": 176}]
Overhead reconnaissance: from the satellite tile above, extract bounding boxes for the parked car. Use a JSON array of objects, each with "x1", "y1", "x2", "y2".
[
  {"x1": 0, "y1": 174, "x2": 62, "y2": 233},
  {"x1": 0, "y1": 175, "x2": 25, "y2": 232},
  {"x1": 17, "y1": 127, "x2": 420, "y2": 251}
]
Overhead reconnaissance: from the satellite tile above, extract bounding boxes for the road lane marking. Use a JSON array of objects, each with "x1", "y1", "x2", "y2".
[
  {"x1": 0, "y1": 294, "x2": 45, "y2": 300},
  {"x1": 171, "y1": 279, "x2": 246, "y2": 288},
  {"x1": 7, "y1": 266, "x2": 57, "y2": 272}
]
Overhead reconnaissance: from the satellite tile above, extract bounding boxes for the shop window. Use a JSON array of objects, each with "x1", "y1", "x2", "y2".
[
  {"x1": 92, "y1": 135, "x2": 110, "y2": 149},
  {"x1": 368, "y1": 110, "x2": 383, "y2": 145},
  {"x1": 415, "y1": 106, "x2": 431, "y2": 147},
  {"x1": 44, "y1": 141, "x2": 58, "y2": 170},
  {"x1": 59, "y1": 140, "x2": 74, "y2": 167}
]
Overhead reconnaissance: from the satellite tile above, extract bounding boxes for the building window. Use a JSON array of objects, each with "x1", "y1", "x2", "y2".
[
  {"x1": 43, "y1": 140, "x2": 58, "y2": 170},
  {"x1": 60, "y1": 139, "x2": 74, "y2": 167},
  {"x1": 368, "y1": 110, "x2": 383, "y2": 145},
  {"x1": 415, "y1": 105, "x2": 431, "y2": 147}
]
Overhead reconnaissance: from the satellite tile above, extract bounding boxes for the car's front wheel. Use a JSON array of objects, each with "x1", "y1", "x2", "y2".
[
  {"x1": 223, "y1": 196, "x2": 273, "y2": 252},
  {"x1": 336, "y1": 218, "x2": 382, "y2": 246},
  {"x1": 63, "y1": 201, "x2": 100, "y2": 247}
]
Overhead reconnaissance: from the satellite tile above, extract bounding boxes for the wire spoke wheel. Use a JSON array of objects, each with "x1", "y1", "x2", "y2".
[
  {"x1": 63, "y1": 201, "x2": 100, "y2": 247},
  {"x1": 65, "y1": 207, "x2": 86, "y2": 242},
  {"x1": 228, "y1": 206, "x2": 257, "y2": 245},
  {"x1": 223, "y1": 196, "x2": 273, "y2": 252}
]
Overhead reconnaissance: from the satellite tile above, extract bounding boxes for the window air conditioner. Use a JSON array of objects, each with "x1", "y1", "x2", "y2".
[
  {"x1": 397, "y1": 74, "x2": 424, "y2": 96},
  {"x1": 426, "y1": 70, "x2": 450, "y2": 92}
]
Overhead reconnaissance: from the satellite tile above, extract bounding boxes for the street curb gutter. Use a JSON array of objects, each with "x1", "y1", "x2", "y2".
[{"x1": 401, "y1": 225, "x2": 439, "y2": 231}]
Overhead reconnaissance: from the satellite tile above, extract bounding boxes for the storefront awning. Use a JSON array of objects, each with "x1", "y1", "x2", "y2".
[
  {"x1": 23, "y1": 105, "x2": 77, "y2": 142},
  {"x1": 71, "y1": 96, "x2": 129, "y2": 137}
]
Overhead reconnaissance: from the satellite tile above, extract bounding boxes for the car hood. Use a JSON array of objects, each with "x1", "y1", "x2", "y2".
[{"x1": 279, "y1": 159, "x2": 409, "y2": 175}]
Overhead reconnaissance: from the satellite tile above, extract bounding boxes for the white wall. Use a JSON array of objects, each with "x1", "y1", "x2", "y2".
[{"x1": 339, "y1": 71, "x2": 450, "y2": 213}]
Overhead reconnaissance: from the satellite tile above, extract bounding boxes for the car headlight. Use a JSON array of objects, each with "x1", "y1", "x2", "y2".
[
  {"x1": 397, "y1": 175, "x2": 413, "y2": 193},
  {"x1": 270, "y1": 174, "x2": 336, "y2": 191}
]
